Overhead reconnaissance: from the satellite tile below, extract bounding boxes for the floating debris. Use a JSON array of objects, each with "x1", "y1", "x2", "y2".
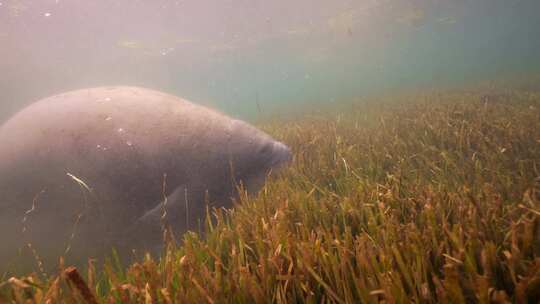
[
  {"x1": 437, "y1": 16, "x2": 457, "y2": 25},
  {"x1": 286, "y1": 27, "x2": 310, "y2": 36},
  {"x1": 327, "y1": 10, "x2": 358, "y2": 35},
  {"x1": 6, "y1": 2, "x2": 28, "y2": 17},
  {"x1": 117, "y1": 40, "x2": 143, "y2": 49},
  {"x1": 396, "y1": 8, "x2": 426, "y2": 27}
]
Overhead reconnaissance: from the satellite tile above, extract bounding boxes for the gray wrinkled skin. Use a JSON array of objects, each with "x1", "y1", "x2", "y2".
[{"x1": 0, "y1": 87, "x2": 291, "y2": 271}]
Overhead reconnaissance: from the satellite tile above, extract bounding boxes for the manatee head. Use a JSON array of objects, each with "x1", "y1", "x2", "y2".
[{"x1": 225, "y1": 119, "x2": 292, "y2": 198}]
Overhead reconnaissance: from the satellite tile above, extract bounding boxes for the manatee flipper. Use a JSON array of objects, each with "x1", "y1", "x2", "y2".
[{"x1": 119, "y1": 184, "x2": 206, "y2": 257}]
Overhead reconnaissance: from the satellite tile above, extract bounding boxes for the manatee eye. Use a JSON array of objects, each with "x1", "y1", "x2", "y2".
[{"x1": 260, "y1": 142, "x2": 273, "y2": 156}]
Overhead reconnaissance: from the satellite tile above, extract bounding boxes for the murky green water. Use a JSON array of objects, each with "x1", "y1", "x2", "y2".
[{"x1": 1, "y1": 0, "x2": 539, "y2": 120}]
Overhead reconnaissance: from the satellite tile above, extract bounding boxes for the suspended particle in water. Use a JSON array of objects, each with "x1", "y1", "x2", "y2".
[
  {"x1": 97, "y1": 97, "x2": 111, "y2": 103},
  {"x1": 161, "y1": 47, "x2": 175, "y2": 56}
]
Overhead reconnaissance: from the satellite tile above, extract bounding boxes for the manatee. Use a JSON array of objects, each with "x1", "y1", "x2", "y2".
[{"x1": 0, "y1": 86, "x2": 291, "y2": 271}]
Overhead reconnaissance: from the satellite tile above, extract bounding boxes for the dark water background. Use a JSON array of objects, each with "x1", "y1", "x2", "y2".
[{"x1": 1, "y1": 0, "x2": 539, "y2": 121}]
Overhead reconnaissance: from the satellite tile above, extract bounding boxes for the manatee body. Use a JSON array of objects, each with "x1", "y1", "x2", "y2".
[{"x1": 0, "y1": 86, "x2": 291, "y2": 269}]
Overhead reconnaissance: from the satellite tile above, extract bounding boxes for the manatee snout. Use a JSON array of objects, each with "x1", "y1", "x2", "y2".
[
  {"x1": 236, "y1": 140, "x2": 291, "y2": 198},
  {"x1": 269, "y1": 141, "x2": 292, "y2": 168}
]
